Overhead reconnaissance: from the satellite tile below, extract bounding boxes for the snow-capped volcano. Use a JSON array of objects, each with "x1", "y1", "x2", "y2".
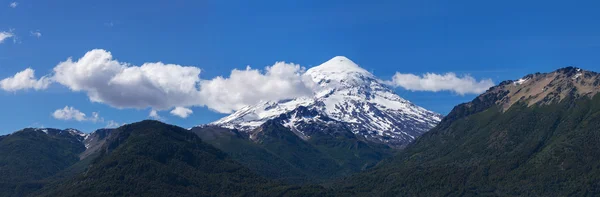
[{"x1": 212, "y1": 56, "x2": 442, "y2": 147}]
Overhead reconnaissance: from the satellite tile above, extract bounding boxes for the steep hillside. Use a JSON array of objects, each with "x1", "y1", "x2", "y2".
[
  {"x1": 337, "y1": 67, "x2": 600, "y2": 196},
  {"x1": 191, "y1": 125, "x2": 316, "y2": 183}
]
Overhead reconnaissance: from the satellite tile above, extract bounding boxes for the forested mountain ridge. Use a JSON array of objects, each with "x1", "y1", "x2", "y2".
[
  {"x1": 192, "y1": 120, "x2": 394, "y2": 184},
  {"x1": 34, "y1": 120, "x2": 329, "y2": 197},
  {"x1": 336, "y1": 67, "x2": 600, "y2": 196},
  {"x1": 0, "y1": 128, "x2": 86, "y2": 197}
]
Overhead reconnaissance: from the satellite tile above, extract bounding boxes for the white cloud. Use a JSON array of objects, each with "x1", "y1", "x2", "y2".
[
  {"x1": 0, "y1": 31, "x2": 15, "y2": 43},
  {"x1": 52, "y1": 106, "x2": 105, "y2": 122},
  {"x1": 47, "y1": 49, "x2": 313, "y2": 113},
  {"x1": 198, "y1": 62, "x2": 314, "y2": 113},
  {"x1": 52, "y1": 49, "x2": 203, "y2": 110},
  {"x1": 52, "y1": 106, "x2": 87, "y2": 121},
  {"x1": 149, "y1": 109, "x2": 161, "y2": 119},
  {"x1": 105, "y1": 120, "x2": 120, "y2": 128},
  {"x1": 30, "y1": 30, "x2": 41, "y2": 38},
  {"x1": 0, "y1": 68, "x2": 51, "y2": 91},
  {"x1": 170, "y1": 107, "x2": 193, "y2": 118},
  {"x1": 387, "y1": 72, "x2": 494, "y2": 95},
  {"x1": 9, "y1": 2, "x2": 17, "y2": 8}
]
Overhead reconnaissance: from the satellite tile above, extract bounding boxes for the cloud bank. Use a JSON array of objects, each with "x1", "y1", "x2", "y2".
[
  {"x1": 0, "y1": 49, "x2": 314, "y2": 114},
  {"x1": 388, "y1": 72, "x2": 494, "y2": 95}
]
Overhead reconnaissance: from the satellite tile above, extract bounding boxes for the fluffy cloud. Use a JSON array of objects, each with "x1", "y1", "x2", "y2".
[
  {"x1": 9, "y1": 2, "x2": 17, "y2": 8},
  {"x1": 30, "y1": 30, "x2": 42, "y2": 38},
  {"x1": 388, "y1": 72, "x2": 494, "y2": 95},
  {"x1": 149, "y1": 110, "x2": 161, "y2": 119},
  {"x1": 0, "y1": 31, "x2": 15, "y2": 43},
  {"x1": 52, "y1": 49, "x2": 203, "y2": 110},
  {"x1": 0, "y1": 68, "x2": 51, "y2": 91},
  {"x1": 3, "y1": 49, "x2": 314, "y2": 114},
  {"x1": 198, "y1": 62, "x2": 314, "y2": 113},
  {"x1": 170, "y1": 107, "x2": 193, "y2": 118},
  {"x1": 52, "y1": 106, "x2": 102, "y2": 122}
]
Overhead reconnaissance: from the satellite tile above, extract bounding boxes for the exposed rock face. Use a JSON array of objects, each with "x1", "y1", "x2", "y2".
[{"x1": 475, "y1": 67, "x2": 600, "y2": 111}]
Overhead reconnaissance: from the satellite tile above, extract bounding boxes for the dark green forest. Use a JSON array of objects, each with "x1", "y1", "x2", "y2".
[
  {"x1": 0, "y1": 128, "x2": 85, "y2": 197},
  {"x1": 336, "y1": 94, "x2": 600, "y2": 196},
  {"x1": 33, "y1": 120, "x2": 329, "y2": 197},
  {"x1": 192, "y1": 120, "x2": 393, "y2": 184}
]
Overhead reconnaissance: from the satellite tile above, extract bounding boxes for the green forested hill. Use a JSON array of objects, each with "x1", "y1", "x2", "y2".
[
  {"x1": 0, "y1": 128, "x2": 85, "y2": 197},
  {"x1": 192, "y1": 120, "x2": 393, "y2": 184},
  {"x1": 337, "y1": 93, "x2": 600, "y2": 196},
  {"x1": 35, "y1": 120, "x2": 329, "y2": 197}
]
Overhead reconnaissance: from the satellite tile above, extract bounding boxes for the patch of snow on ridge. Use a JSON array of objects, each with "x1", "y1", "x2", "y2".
[
  {"x1": 65, "y1": 128, "x2": 87, "y2": 137},
  {"x1": 32, "y1": 128, "x2": 49, "y2": 134},
  {"x1": 514, "y1": 78, "x2": 528, "y2": 85}
]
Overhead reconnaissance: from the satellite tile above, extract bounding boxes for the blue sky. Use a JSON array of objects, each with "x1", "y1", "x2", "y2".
[{"x1": 1, "y1": 0, "x2": 600, "y2": 134}]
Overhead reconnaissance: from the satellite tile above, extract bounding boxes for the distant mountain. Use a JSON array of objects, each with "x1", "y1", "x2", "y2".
[
  {"x1": 336, "y1": 67, "x2": 600, "y2": 196},
  {"x1": 35, "y1": 120, "x2": 328, "y2": 197},
  {"x1": 0, "y1": 128, "x2": 86, "y2": 197},
  {"x1": 213, "y1": 56, "x2": 442, "y2": 147}
]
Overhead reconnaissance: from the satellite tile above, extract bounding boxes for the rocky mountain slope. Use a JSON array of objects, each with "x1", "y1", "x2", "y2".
[{"x1": 478, "y1": 66, "x2": 600, "y2": 110}]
